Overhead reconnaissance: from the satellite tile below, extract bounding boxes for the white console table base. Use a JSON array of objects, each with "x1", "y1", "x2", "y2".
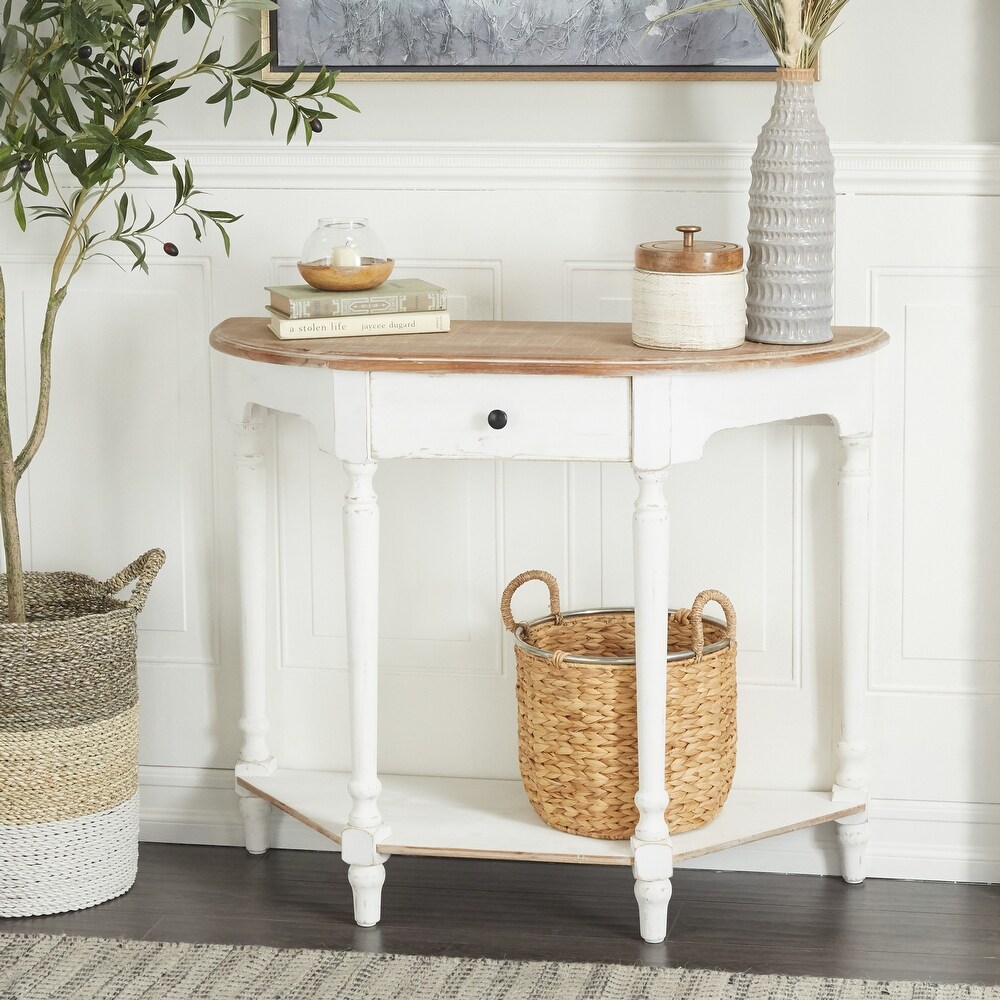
[{"x1": 211, "y1": 319, "x2": 887, "y2": 944}]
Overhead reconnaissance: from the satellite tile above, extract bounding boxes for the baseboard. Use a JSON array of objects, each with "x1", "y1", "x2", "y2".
[
  {"x1": 861, "y1": 800, "x2": 1000, "y2": 883},
  {"x1": 138, "y1": 765, "x2": 349, "y2": 852},
  {"x1": 677, "y1": 800, "x2": 1000, "y2": 883},
  {"x1": 138, "y1": 767, "x2": 1000, "y2": 882}
]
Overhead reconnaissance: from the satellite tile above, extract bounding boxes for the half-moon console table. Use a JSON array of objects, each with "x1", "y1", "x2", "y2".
[{"x1": 210, "y1": 318, "x2": 888, "y2": 944}]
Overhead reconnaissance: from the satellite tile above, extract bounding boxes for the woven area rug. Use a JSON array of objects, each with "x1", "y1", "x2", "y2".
[{"x1": 1, "y1": 934, "x2": 997, "y2": 1000}]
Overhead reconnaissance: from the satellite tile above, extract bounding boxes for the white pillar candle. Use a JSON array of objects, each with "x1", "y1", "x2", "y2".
[{"x1": 332, "y1": 244, "x2": 361, "y2": 267}]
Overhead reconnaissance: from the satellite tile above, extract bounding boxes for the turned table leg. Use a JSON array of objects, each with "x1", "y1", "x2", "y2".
[
  {"x1": 232, "y1": 407, "x2": 276, "y2": 854},
  {"x1": 341, "y1": 459, "x2": 391, "y2": 926},
  {"x1": 631, "y1": 466, "x2": 673, "y2": 944},
  {"x1": 834, "y1": 431, "x2": 872, "y2": 882}
]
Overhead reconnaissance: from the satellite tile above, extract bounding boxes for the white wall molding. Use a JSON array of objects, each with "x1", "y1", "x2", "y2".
[
  {"x1": 117, "y1": 140, "x2": 1000, "y2": 196},
  {"x1": 833, "y1": 143, "x2": 1000, "y2": 196}
]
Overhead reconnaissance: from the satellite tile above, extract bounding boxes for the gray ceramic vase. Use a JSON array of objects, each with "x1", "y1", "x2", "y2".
[{"x1": 745, "y1": 68, "x2": 835, "y2": 345}]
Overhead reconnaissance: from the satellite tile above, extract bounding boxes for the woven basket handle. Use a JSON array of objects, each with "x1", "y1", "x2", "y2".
[
  {"x1": 103, "y1": 548, "x2": 166, "y2": 613},
  {"x1": 500, "y1": 570, "x2": 561, "y2": 633},
  {"x1": 690, "y1": 589, "x2": 736, "y2": 661}
]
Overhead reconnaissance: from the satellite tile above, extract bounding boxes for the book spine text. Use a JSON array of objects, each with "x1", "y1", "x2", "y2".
[{"x1": 269, "y1": 311, "x2": 451, "y2": 340}]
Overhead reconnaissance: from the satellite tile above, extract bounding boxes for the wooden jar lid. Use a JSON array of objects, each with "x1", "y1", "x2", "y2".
[{"x1": 635, "y1": 226, "x2": 744, "y2": 274}]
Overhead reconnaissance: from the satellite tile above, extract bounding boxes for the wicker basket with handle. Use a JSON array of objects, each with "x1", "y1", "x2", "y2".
[
  {"x1": 0, "y1": 549, "x2": 165, "y2": 917},
  {"x1": 501, "y1": 570, "x2": 737, "y2": 841}
]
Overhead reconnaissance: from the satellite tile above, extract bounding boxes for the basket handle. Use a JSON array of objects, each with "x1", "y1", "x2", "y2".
[
  {"x1": 500, "y1": 570, "x2": 562, "y2": 633},
  {"x1": 102, "y1": 548, "x2": 167, "y2": 613},
  {"x1": 690, "y1": 589, "x2": 736, "y2": 661}
]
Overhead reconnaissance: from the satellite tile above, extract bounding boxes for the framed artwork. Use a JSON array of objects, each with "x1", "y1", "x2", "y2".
[{"x1": 262, "y1": 2, "x2": 777, "y2": 81}]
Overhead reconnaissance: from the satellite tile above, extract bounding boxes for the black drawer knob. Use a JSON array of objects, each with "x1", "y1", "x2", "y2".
[{"x1": 487, "y1": 409, "x2": 508, "y2": 430}]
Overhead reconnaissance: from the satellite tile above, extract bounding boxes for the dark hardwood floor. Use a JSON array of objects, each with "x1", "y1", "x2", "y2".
[{"x1": 2, "y1": 843, "x2": 999, "y2": 986}]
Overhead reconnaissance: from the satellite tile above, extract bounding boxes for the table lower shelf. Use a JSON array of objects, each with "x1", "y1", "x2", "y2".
[{"x1": 238, "y1": 770, "x2": 864, "y2": 866}]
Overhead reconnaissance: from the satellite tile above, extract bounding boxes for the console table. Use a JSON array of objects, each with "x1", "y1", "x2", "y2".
[{"x1": 210, "y1": 318, "x2": 888, "y2": 944}]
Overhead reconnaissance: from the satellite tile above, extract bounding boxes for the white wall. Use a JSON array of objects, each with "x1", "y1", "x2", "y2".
[
  {"x1": 178, "y1": 0, "x2": 1000, "y2": 146},
  {"x1": 3, "y1": 0, "x2": 1000, "y2": 882}
]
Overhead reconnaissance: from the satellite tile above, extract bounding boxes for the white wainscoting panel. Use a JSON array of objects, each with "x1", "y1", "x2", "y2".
[
  {"x1": 9, "y1": 259, "x2": 212, "y2": 646},
  {"x1": 128, "y1": 144, "x2": 1000, "y2": 877},
  {"x1": 5, "y1": 140, "x2": 999, "y2": 881},
  {"x1": 873, "y1": 269, "x2": 1000, "y2": 693},
  {"x1": 835, "y1": 192, "x2": 1000, "y2": 810},
  {"x1": 867, "y1": 273, "x2": 1000, "y2": 694},
  {"x1": 3, "y1": 256, "x2": 223, "y2": 768},
  {"x1": 901, "y1": 301, "x2": 1000, "y2": 665}
]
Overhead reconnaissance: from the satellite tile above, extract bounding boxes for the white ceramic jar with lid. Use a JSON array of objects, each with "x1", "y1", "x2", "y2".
[{"x1": 632, "y1": 226, "x2": 746, "y2": 351}]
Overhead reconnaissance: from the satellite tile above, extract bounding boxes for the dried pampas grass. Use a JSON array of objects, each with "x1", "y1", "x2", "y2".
[{"x1": 645, "y1": 0, "x2": 852, "y2": 69}]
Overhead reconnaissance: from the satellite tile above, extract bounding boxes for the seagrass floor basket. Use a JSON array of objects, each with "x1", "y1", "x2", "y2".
[
  {"x1": 0, "y1": 548, "x2": 165, "y2": 917},
  {"x1": 501, "y1": 570, "x2": 737, "y2": 841}
]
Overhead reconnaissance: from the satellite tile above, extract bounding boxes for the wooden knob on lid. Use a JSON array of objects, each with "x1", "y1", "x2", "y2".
[{"x1": 635, "y1": 225, "x2": 744, "y2": 274}]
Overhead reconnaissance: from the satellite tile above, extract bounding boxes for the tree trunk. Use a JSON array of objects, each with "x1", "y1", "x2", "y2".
[
  {"x1": 0, "y1": 269, "x2": 63, "y2": 622},
  {"x1": 0, "y1": 267, "x2": 26, "y2": 622}
]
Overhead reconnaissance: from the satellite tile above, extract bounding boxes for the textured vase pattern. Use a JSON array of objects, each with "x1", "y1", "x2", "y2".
[{"x1": 746, "y1": 71, "x2": 835, "y2": 345}]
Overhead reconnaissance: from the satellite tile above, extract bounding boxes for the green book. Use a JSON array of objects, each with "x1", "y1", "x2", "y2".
[{"x1": 266, "y1": 278, "x2": 447, "y2": 319}]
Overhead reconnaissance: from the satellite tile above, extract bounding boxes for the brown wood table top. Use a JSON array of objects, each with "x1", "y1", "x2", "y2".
[{"x1": 210, "y1": 318, "x2": 888, "y2": 377}]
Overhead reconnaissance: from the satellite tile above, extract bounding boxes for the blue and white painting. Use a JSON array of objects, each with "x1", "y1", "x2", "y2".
[{"x1": 272, "y1": 0, "x2": 775, "y2": 73}]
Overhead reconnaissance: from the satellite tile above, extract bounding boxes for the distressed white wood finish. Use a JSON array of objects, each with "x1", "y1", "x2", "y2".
[
  {"x1": 833, "y1": 432, "x2": 873, "y2": 881},
  {"x1": 232, "y1": 407, "x2": 276, "y2": 851},
  {"x1": 630, "y1": 466, "x2": 673, "y2": 943},
  {"x1": 232, "y1": 408, "x2": 276, "y2": 784},
  {"x1": 370, "y1": 373, "x2": 630, "y2": 461},
  {"x1": 341, "y1": 459, "x2": 391, "y2": 924},
  {"x1": 238, "y1": 797, "x2": 271, "y2": 856},
  {"x1": 238, "y1": 771, "x2": 863, "y2": 864},
  {"x1": 214, "y1": 321, "x2": 885, "y2": 942}
]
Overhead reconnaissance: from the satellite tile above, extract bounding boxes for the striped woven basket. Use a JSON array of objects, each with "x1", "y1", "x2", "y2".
[
  {"x1": 502, "y1": 570, "x2": 737, "y2": 841},
  {"x1": 0, "y1": 548, "x2": 165, "y2": 917}
]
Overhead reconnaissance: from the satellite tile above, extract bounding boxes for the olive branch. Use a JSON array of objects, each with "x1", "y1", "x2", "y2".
[{"x1": 0, "y1": 0, "x2": 358, "y2": 621}]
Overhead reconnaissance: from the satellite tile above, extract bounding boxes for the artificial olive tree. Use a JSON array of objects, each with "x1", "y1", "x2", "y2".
[{"x1": 0, "y1": 0, "x2": 356, "y2": 621}]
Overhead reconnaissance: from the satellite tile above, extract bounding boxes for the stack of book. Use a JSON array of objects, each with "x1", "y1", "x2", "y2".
[{"x1": 265, "y1": 278, "x2": 450, "y2": 340}]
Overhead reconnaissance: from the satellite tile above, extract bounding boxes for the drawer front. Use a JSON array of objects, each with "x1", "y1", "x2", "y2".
[{"x1": 370, "y1": 372, "x2": 631, "y2": 461}]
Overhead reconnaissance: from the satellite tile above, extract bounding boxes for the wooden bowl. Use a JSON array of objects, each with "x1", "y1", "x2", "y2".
[{"x1": 297, "y1": 257, "x2": 395, "y2": 291}]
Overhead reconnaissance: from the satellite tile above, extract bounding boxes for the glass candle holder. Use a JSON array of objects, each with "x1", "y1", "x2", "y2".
[{"x1": 298, "y1": 217, "x2": 394, "y2": 291}]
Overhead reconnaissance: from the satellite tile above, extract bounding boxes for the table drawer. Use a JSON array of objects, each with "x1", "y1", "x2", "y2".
[{"x1": 370, "y1": 372, "x2": 631, "y2": 461}]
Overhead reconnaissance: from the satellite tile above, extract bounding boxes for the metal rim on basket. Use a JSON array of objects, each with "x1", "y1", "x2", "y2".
[{"x1": 513, "y1": 607, "x2": 731, "y2": 664}]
